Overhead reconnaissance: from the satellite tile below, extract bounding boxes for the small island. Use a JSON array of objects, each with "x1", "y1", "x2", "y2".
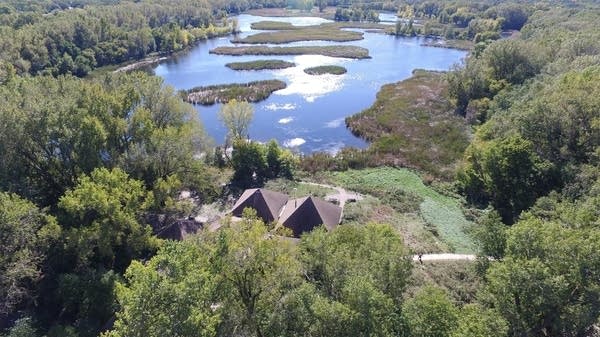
[
  {"x1": 225, "y1": 60, "x2": 295, "y2": 71},
  {"x1": 210, "y1": 45, "x2": 371, "y2": 59},
  {"x1": 183, "y1": 80, "x2": 287, "y2": 105},
  {"x1": 304, "y1": 65, "x2": 347, "y2": 75}
]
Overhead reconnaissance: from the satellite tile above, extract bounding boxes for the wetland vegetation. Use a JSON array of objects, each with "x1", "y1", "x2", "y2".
[
  {"x1": 183, "y1": 80, "x2": 287, "y2": 105},
  {"x1": 210, "y1": 45, "x2": 371, "y2": 58},
  {"x1": 225, "y1": 59, "x2": 295, "y2": 70},
  {"x1": 304, "y1": 65, "x2": 347, "y2": 75}
]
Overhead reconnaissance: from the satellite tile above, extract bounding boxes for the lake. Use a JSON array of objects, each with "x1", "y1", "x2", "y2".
[{"x1": 154, "y1": 14, "x2": 467, "y2": 154}]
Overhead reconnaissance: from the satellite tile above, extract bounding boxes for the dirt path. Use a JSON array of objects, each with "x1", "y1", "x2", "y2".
[
  {"x1": 412, "y1": 253, "x2": 477, "y2": 262},
  {"x1": 302, "y1": 181, "x2": 362, "y2": 208}
]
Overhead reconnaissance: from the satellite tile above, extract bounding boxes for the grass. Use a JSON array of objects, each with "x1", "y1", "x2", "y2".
[
  {"x1": 183, "y1": 79, "x2": 286, "y2": 105},
  {"x1": 406, "y1": 260, "x2": 482, "y2": 304},
  {"x1": 225, "y1": 60, "x2": 295, "y2": 71},
  {"x1": 345, "y1": 69, "x2": 470, "y2": 179},
  {"x1": 341, "y1": 195, "x2": 450, "y2": 253},
  {"x1": 250, "y1": 21, "x2": 297, "y2": 30},
  {"x1": 237, "y1": 21, "x2": 388, "y2": 44},
  {"x1": 326, "y1": 167, "x2": 476, "y2": 254},
  {"x1": 304, "y1": 65, "x2": 347, "y2": 75},
  {"x1": 210, "y1": 45, "x2": 371, "y2": 59},
  {"x1": 264, "y1": 178, "x2": 336, "y2": 199},
  {"x1": 233, "y1": 27, "x2": 363, "y2": 44}
]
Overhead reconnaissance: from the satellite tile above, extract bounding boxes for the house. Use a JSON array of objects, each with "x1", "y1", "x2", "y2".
[
  {"x1": 277, "y1": 196, "x2": 342, "y2": 237},
  {"x1": 231, "y1": 188, "x2": 342, "y2": 238},
  {"x1": 231, "y1": 188, "x2": 289, "y2": 223}
]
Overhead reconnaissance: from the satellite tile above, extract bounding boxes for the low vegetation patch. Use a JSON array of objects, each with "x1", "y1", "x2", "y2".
[
  {"x1": 210, "y1": 45, "x2": 371, "y2": 59},
  {"x1": 406, "y1": 260, "x2": 482, "y2": 304},
  {"x1": 241, "y1": 21, "x2": 388, "y2": 45},
  {"x1": 304, "y1": 65, "x2": 347, "y2": 75},
  {"x1": 225, "y1": 60, "x2": 295, "y2": 71},
  {"x1": 327, "y1": 167, "x2": 476, "y2": 253},
  {"x1": 346, "y1": 70, "x2": 470, "y2": 179},
  {"x1": 250, "y1": 21, "x2": 297, "y2": 30},
  {"x1": 232, "y1": 27, "x2": 363, "y2": 44},
  {"x1": 263, "y1": 178, "x2": 336, "y2": 198},
  {"x1": 183, "y1": 80, "x2": 286, "y2": 105}
]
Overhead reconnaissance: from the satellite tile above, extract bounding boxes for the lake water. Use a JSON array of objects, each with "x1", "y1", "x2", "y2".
[{"x1": 154, "y1": 14, "x2": 467, "y2": 154}]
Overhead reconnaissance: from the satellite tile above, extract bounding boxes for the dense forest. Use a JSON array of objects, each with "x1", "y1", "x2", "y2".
[{"x1": 1, "y1": 0, "x2": 599, "y2": 336}]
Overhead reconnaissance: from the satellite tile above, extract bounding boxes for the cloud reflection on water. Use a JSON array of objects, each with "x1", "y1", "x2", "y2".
[{"x1": 275, "y1": 55, "x2": 348, "y2": 102}]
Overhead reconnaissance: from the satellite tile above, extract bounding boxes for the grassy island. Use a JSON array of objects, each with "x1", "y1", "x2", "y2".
[
  {"x1": 225, "y1": 60, "x2": 295, "y2": 71},
  {"x1": 210, "y1": 45, "x2": 370, "y2": 59},
  {"x1": 233, "y1": 26, "x2": 363, "y2": 44},
  {"x1": 304, "y1": 65, "x2": 347, "y2": 75},
  {"x1": 235, "y1": 21, "x2": 388, "y2": 44},
  {"x1": 183, "y1": 80, "x2": 286, "y2": 105}
]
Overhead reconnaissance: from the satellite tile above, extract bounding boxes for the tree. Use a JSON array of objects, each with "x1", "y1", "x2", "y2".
[
  {"x1": 58, "y1": 167, "x2": 158, "y2": 272},
  {"x1": 474, "y1": 210, "x2": 507, "y2": 259},
  {"x1": 206, "y1": 214, "x2": 302, "y2": 337},
  {"x1": 300, "y1": 224, "x2": 412, "y2": 306},
  {"x1": 483, "y1": 217, "x2": 600, "y2": 336},
  {"x1": 0, "y1": 193, "x2": 60, "y2": 317},
  {"x1": 403, "y1": 286, "x2": 458, "y2": 337},
  {"x1": 451, "y1": 304, "x2": 508, "y2": 337},
  {"x1": 219, "y1": 99, "x2": 253, "y2": 142},
  {"x1": 231, "y1": 139, "x2": 267, "y2": 188},
  {"x1": 104, "y1": 242, "x2": 219, "y2": 337},
  {"x1": 458, "y1": 135, "x2": 556, "y2": 223}
]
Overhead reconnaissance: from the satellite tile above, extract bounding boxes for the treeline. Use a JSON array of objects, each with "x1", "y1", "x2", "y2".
[
  {"x1": 0, "y1": 72, "x2": 225, "y2": 336},
  {"x1": 0, "y1": 0, "x2": 239, "y2": 78}
]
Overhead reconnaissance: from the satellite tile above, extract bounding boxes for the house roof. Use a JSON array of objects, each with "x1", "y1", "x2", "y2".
[
  {"x1": 278, "y1": 196, "x2": 342, "y2": 237},
  {"x1": 231, "y1": 188, "x2": 289, "y2": 223}
]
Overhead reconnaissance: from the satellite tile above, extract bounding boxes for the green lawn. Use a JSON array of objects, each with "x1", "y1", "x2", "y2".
[{"x1": 328, "y1": 167, "x2": 476, "y2": 253}]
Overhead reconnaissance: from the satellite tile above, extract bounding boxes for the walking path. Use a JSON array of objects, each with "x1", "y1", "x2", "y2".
[
  {"x1": 412, "y1": 253, "x2": 477, "y2": 262},
  {"x1": 302, "y1": 181, "x2": 363, "y2": 208}
]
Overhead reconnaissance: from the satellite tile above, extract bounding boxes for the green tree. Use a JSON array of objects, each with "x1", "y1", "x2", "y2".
[
  {"x1": 451, "y1": 304, "x2": 508, "y2": 337},
  {"x1": 0, "y1": 193, "x2": 60, "y2": 316},
  {"x1": 104, "y1": 242, "x2": 219, "y2": 337},
  {"x1": 206, "y1": 214, "x2": 302, "y2": 337},
  {"x1": 231, "y1": 139, "x2": 267, "y2": 188},
  {"x1": 474, "y1": 210, "x2": 507, "y2": 259},
  {"x1": 1, "y1": 317, "x2": 39, "y2": 337},
  {"x1": 58, "y1": 167, "x2": 159, "y2": 272},
  {"x1": 219, "y1": 99, "x2": 253, "y2": 142},
  {"x1": 483, "y1": 217, "x2": 600, "y2": 336},
  {"x1": 403, "y1": 286, "x2": 458, "y2": 337},
  {"x1": 458, "y1": 135, "x2": 556, "y2": 223}
]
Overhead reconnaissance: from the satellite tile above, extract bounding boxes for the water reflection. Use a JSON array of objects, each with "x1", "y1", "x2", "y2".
[{"x1": 154, "y1": 14, "x2": 467, "y2": 154}]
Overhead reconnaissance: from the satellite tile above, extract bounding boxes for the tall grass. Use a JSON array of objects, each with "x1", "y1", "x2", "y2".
[{"x1": 330, "y1": 167, "x2": 476, "y2": 253}]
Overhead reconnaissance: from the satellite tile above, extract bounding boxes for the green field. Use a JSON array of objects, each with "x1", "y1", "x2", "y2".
[{"x1": 327, "y1": 167, "x2": 476, "y2": 253}]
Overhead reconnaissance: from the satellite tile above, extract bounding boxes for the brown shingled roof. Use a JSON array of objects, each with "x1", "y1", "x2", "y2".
[
  {"x1": 231, "y1": 188, "x2": 289, "y2": 223},
  {"x1": 278, "y1": 196, "x2": 342, "y2": 237}
]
